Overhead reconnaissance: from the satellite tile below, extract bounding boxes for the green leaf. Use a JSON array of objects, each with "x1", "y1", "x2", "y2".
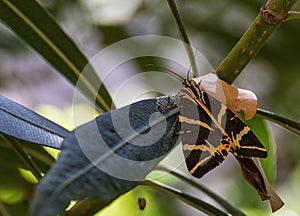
[
  {"x1": 0, "y1": 0, "x2": 113, "y2": 112},
  {"x1": 244, "y1": 116, "x2": 276, "y2": 183}
]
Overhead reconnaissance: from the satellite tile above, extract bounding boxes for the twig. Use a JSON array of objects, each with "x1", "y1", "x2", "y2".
[
  {"x1": 256, "y1": 108, "x2": 300, "y2": 136},
  {"x1": 216, "y1": 0, "x2": 297, "y2": 84},
  {"x1": 166, "y1": 0, "x2": 198, "y2": 77}
]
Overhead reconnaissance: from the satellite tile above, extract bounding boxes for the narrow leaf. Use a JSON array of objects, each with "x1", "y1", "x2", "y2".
[
  {"x1": 30, "y1": 96, "x2": 180, "y2": 216},
  {"x1": 0, "y1": 138, "x2": 55, "y2": 173},
  {"x1": 156, "y1": 165, "x2": 246, "y2": 216},
  {"x1": 166, "y1": 0, "x2": 198, "y2": 76},
  {"x1": 141, "y1": 180, "x2": 229, "y2": 216},
  {"x1": 0, "y1": 95, "x2": 68, "y2": 149},
  {"x1": 0, "y1": 0, "x2": 113, "y2": 112},
  {"x1": 64, "y1": 199, "x2": 112, "y2": 216},
  {"x1": 1, "y1": 135, "x2": 43, "y2": 180}
]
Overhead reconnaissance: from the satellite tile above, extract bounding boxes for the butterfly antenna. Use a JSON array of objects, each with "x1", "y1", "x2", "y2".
[{"x1": 145, "y1": 64, "x2": 185, "y2": 82}]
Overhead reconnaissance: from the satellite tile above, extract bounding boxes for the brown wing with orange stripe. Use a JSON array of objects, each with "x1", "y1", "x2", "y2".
[
  {"x1": 177, "y1": 82, "x2": 231, "y2": 178},
  {"x1": 224, "y1": 110, "x2": 267, "y2": 158},
  {"x1": 177, "y1": 79, "x2": 267, "y2": 178}
]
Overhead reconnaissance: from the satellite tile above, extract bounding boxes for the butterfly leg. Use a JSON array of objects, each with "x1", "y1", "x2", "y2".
[{"x1": 156, "y1": 96, "x2": 177, "y2": 111}]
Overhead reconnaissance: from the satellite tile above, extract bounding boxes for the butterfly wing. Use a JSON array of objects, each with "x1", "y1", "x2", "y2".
[
  {"x1": 178, "y1": 86, "x2": 230, "y2": 178},
  {"x1": 224, "y1": 109, "x2": 267, "y2": 158}
]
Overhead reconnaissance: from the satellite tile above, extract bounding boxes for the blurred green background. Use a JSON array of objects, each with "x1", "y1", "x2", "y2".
[{"x1": 0, "y1": 0, "x2": 300, "y2": 215}]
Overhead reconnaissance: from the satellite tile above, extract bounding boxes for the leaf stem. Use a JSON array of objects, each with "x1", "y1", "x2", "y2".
[
  {"x1": 216, "y1": 0, "x2": 297, "y2": 84},
  {"x1": 156, "y1": 165, "x2": 246, "y2": 216},
  {"x1": 140, "y1": 180, "x2": 229, "y2": 216},
  {"x1": 256, "y1": 108, "x2": 300, "y2": 136},
  {"x1": 284, "y1": 11, "x2": 300, "y2": 22},
  {"x1": 166, "y1": 0, "x2": 198, "y2": 77},
  {"x1": 1, "y1": 135, "x2": 43, "y2": 180},
  {"x1": 63, "y1": 198, "x2": 112, "y2": 216}
]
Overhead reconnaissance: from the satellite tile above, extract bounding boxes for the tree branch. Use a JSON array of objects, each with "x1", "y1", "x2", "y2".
[{"x1": 216, "y1": 0, "x2": 297, "y2": 84}]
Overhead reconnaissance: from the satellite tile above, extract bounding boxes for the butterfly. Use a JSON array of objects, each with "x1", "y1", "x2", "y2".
[{"x1": 176, "y1": 77, "x2": 267, "y2": 178}]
